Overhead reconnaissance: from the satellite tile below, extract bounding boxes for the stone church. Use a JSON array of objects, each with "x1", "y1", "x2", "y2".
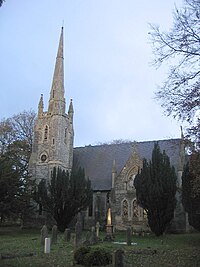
[{"x1": 29, "y1": 28, "x2": 188, "y2": 233}]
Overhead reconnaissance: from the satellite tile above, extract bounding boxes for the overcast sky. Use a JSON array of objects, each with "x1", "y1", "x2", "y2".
[{"x1": 0, "y1": 0, "x2": 183, "y2": 147}]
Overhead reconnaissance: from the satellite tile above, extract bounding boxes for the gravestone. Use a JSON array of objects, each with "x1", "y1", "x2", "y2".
[
  {"x1": 113, "y1": 249, "x2": 124, "y2": 267},
  {"x1": 64, "y1": 228, "x2": 71, "y2": 242},
  {"x1": 41, "y1": 225, "x2": 48, "y2": 246},
  {"x1": 75, "y1": 220, "x2": 82, "y2": 247},
  {"x1": 96, "y1": 221, "x2": 100, "y2": 238},
  {"x1": 126, "y1": 227, "x2": 132, "y2": 246},
  {"x1": 51, "y1": 225, "x2": 58, "y2": 244},
  {"x1": 83, "y1": 231, "x2": 90, "y2": 246},
  {"x1": 44, "y1": 238, "x2": 51, "y2": 253},
  {"x1": 89, "y1": 226, "x2": 98, "y2": 245}
]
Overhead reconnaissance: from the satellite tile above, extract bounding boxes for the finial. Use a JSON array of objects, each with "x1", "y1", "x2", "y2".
[
  {"x1": 112, "y1": 159, "x2": 117, "y2": 173},
  {"x1": 68, "y1": 98, "x2": 74, "y2": 114},
  {"x1": 180, "y1": 126, "x2": 184, "y2": 140},
  {"x1": 132, "y1": 141, "x2": 138, "y2": 154}
]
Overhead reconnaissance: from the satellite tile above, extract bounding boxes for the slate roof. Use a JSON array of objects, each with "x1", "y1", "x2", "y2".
[{"x1": 73, "y1": 139, "x2": 181, "y2": 191}]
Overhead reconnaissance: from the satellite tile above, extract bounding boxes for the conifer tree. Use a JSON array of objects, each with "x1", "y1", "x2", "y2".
[
  {"x1": 182, "y1": 151, "x2": 200, "y2": 231},
  {"x1": 34, "y1": 166, "x2": 92, "y2": 232},
  {"x1": 134, "y1": 143, "x2": 177, "y2": 236}
]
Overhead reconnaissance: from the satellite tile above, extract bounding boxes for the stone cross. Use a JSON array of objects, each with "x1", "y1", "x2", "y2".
[{"x1": 40, "y1": 225, "x2": 48, "y2": 246}]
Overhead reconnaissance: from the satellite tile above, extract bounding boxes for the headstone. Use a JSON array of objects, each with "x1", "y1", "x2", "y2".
[
  {"x1": 83, "y1": 231, "x2": 90, "y2": 246},
  {"x1": 64, "y1": 228, "x2": 71, "y2": 242},
  {"x1": 126, "y1": 227, "x2": 132, "y2": 246},
  {"x1": 44, "y1": 238, "x2": 51, "y2": 253},
  {"x1": 96, "y1": 221, "x2": 100, "y2": 238},
  {"x1": 113, "y1": 249, "x2": 124, "y2": 267},
  {"x1": 89, "y1": 226, "x2": 98, "y2": 245},
  {"x1": 51, "y1": 225, "x2": 58, "y2": 244},
  {"x1": 75, "y1": 220, "x2": 82, "y2": 247},
  {"x1": 41, "y1": 225, "x2": 48, "y2": 246}
]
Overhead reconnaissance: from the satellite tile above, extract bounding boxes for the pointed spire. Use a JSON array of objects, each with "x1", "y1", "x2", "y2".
[
  {"x1": 112, "y1": 159, "x2": 117, "y2": 188},
  {"x1": 48, "y1": 27, "x2": 65, "y2": 115},
  {"x1": 38, "y1": 94, "x2": 44, "y2": 117},
  {"x1": 68, "y1": 99, "x2": 74, "y2": 114},
  {"x1": 112, "y1": 159, "x2": 117, "y2": 174},
  {"x1": 57, "y1": 26, "x2": 64, "y2": 59},
  {"x1": 68, "y1": 99, "x2": 74, "y2": 123}
]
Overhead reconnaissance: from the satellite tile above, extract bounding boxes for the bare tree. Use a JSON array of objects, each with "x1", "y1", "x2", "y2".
[
  {"x1": 0, "y1": 110, "x2": 36, "y2": 222},
  {"x1": 0, "y1": 0, "x2": 5, "y2": 7},
  {"x1": 149, "y1": 0, "x2": 200, "y2": 147},
  {"x1": 0, "y1": 110, "x2": 36, "y2": 162}
]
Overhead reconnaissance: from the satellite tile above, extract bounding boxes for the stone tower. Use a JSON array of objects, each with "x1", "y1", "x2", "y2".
[{"x1": 29, "y1": 27, "x2": 74, "y2": 183}]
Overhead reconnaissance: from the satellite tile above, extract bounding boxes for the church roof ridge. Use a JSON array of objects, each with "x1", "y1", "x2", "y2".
[{"x1": 74, "y1": 138, "x2": 181, "y2": 150}]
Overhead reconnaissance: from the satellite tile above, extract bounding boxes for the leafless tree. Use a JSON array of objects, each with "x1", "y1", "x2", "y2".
[{"x1": 149, "y1": 0, "x2": 200, "y2": 148}]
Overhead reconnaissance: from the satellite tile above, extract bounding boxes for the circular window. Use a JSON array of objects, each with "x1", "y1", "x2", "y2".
[{"x1": 41, "y1": 154, "x2": 47, "y2": 162}]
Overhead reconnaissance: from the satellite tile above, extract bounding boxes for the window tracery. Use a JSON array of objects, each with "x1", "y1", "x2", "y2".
[
  {"x1": 132, "y1": 199, "x2": 138, "y2": 218},
  {"x1": 122, "y1": 199, "x2": 128, "y2": 219}
]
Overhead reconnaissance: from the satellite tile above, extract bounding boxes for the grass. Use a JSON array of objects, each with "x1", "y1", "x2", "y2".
[{"x1": 0, "y1": 227, "x2": 200, "y2": 267}]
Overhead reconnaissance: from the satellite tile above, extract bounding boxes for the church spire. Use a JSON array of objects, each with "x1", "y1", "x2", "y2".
[
  {"x1": 38, "y1": 94, "x2": 44, "y2": 117},
  {"x1": 48, "y1": 27, "x2": 66, "y2": 115},
  {"x1": 68, "y1": 99, "x2": 74, "y2": 123}
]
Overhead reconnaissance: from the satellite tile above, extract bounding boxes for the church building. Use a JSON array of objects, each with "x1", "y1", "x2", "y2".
[
  {"x1": 29, "y1": 27, "x2": 74, "y2": 183},
  {"x1": 29, "y1": 28, "x2": 188, "y2": 233}
]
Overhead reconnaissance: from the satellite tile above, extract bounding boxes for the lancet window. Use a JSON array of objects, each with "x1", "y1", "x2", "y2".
[
  {"x1": 44, "y1": 125, "x2": 48, "y2": 140},
  {"x1": 122, "y1": 199, "x2": 128, "y2": 219},
  {"x1": 132, "y1": 199, "x2": 138, "y2": 218}
]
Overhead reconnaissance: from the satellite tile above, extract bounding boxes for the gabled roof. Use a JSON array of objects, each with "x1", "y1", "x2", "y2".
[{"x1": 74, "y1": 139, "x2": 181, "y2": 191}]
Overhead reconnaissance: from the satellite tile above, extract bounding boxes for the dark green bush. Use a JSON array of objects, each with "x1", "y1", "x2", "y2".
[
  {"x1": 74, "y1": 246, "x2": 112, "y2": 266},
  {"x1": 74, "y1": 246, "x2": 90, "y2": 264}
]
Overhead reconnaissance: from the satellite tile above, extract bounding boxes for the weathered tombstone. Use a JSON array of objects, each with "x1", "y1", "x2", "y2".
[
  {"x1": 96, "y1": 221, "x2": 100, "y2": 238},
  {"x1": 89, "y1": 226, "x2": 98, "y2": 245},
  {"x1": 64, "y1": 228, "x2": 71, "y2": 242},
  {"x1": 51, "y1": 225, "x2": 58, "y2": 244},
  {"x1": 75, "y1": 220, "x2": 82, "y2": 247},
  {"x1": 83, "y1": 231, "x2": 90, "y2": 246},
  {"x1": 113, "y1": 249, "x2": 124, "y2": 267},
  {"x1": 126, "y1": 227, "x2": 132, "y2": 246},
  {"x1": 44, "y1": 238, "x2": 51, "y2": 253},
  {"x1": 41, "y1": 225, "x2": 48, "y2": 246}
]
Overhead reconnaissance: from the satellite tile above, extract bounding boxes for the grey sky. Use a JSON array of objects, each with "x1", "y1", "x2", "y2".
[{"x1": 0, "y1": 0, "x2": 183, "y2": 147}]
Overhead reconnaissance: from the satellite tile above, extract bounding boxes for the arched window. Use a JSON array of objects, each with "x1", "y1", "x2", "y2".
[
  {"x1": 44, "y1": 125, "x2": 48, "y2": 140},
  {"x1": 132, "y1": 199, "x2": 138, "y2": 218},
  {"x1": 122, "y1": 199, "x2": 128, "y2": 219}
]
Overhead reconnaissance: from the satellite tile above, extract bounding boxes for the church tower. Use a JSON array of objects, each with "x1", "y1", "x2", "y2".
[{"x1": 29, "y1": 27, "x2": 74, "y2": 182}]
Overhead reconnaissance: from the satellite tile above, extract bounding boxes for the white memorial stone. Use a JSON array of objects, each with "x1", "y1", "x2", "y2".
[{"x1": 44, "y1": 238, "x2": 51, "y2": 253}]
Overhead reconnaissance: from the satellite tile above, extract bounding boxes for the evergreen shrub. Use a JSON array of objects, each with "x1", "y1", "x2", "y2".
[{"x1": 74, "y1": 246, "x2": 112, "y2": 266}]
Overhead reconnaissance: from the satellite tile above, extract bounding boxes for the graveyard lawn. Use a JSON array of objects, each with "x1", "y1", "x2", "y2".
[{"x1": 0, "y1": 227, "x2": 200, "y2": 267}]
